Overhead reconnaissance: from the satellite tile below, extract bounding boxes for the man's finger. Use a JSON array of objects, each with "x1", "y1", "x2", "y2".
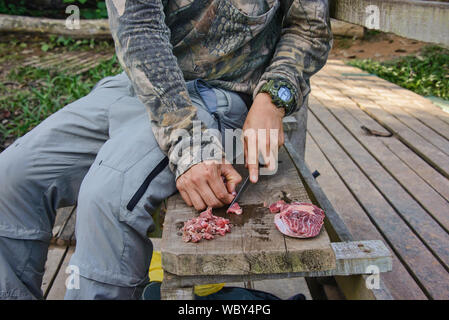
[
  {"x1": 195, "y1": 181, "x2": 224, "y2": 208},
  {"x1": 261, "y1": 128, "x2": 271, "y2": 169},
  {"x1": 221, "y1": 164, "x2": 242, "y2": 194},
  {"x1": 243, "y1": 135, "x2": 248, "y2": 168},
  {"x1": 245, "y1": 130, "x2": 259, "y2": 183},
  {"x1": 208, "y1": 173, "x2": 234, "y2": 204},
  {"x1": 188, "y1": 189, "x2": 207, "y2": 211},
  {"x1": 179, "y1": 189, "x2": 193, "y2": 207}
]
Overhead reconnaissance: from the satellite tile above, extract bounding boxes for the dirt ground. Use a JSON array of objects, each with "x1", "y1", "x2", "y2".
[
  {"x1": 330, "y1": 31, "x2": 428, "y2": 62},
  {"x1": 0, "y1": 30, "x2": 431, "y2": 80}
]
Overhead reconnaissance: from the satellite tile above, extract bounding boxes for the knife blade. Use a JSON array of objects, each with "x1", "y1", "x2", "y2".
[{"x1": 227, "y1": 175, "x2": 250, "y2": 210}]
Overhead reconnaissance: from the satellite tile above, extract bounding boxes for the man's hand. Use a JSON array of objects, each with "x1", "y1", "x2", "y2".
[
  {"x1": 176, "y1": 160, "x2": 242, "y2": 211},
  {"x1": 243, "y1": 92, "x2": 285, "y2": 183}
]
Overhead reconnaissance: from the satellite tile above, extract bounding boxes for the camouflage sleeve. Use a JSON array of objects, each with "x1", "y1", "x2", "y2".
[
  {"x1": 254, "y1": 0, "x2": 333, "y2": 115},
  {"x1": 105, "y1": 0, "x2": 223, "y2": 179}
]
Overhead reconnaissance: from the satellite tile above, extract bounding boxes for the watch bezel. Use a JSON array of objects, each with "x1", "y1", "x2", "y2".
[{"x1": 260, "y1": 80, "x2": 296, "y2": 114}]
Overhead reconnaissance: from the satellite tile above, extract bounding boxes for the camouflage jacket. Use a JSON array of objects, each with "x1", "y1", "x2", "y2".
[{"x1": 105, "y1": 0, "x2": 332, "y2": 179}]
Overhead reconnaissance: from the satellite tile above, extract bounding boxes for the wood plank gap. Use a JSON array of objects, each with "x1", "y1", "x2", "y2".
[
  {"x1": 43, "y1": 245, "x2": 70, "y2": 299},
  {"x1": 45, "y1": 246, "x2": 75, "y2": 300}
]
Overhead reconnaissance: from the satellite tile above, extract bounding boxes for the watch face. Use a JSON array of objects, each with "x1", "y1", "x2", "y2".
[{"x1": 278, "y1": 86, "x2": 292, "y2": 102}]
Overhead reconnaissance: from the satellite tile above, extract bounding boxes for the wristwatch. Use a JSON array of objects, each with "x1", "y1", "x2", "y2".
[{"x1": 259, "y1": 80, "x2": 296, "y2": 115}]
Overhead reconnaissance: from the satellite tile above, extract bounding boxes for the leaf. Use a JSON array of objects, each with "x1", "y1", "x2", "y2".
[{"x1": 41, "y1": 44, "x2": 49, "y2": 52}]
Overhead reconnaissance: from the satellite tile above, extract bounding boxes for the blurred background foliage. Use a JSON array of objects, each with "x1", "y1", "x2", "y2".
[
  {"x1": 348, "y1": 46, "x2": 449, "y2": 101},
  {"x1": 0, "y1": 0, "x2": 107, "y2": 19}
]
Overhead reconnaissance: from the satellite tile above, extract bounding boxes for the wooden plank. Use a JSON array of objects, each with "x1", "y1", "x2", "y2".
[
  {"x1": 306, "y1": 110, "x2": 449, "y2": 299},
  {"x1": 56, "y1": 207, "x2": 77, "y2": 247},
  {"x1": 383, "y1": 139, "x2": 449, "y2": 202},
  {"x1": 161, "y1": 240, "x2": 392, "y2": 289},
  {"x1": 341, "y1": 80, "x2": 449, "y2": 156},
  {"x1": 46, "y1": 246, "x2": 75, "y2": 300},
  {"x1": 312, "y1": 64, "x2": 449, "y2": 203},
  {"x1": 330, "y1": 0, "x2": 449, "y2": 46},
  {"x1": 303, "y1": 133, "x2": 427, "y2": 299},
  {"x1": 336, "y1": 78, "x2": 449, "y2": 180},
  {"x1": 317, "y1": 60, "x2": 449, "y2": 125},
  {"x1": 310, "y1": 90, "x2": 449, "y2": 233},
  {"x1": 322, "y1": 75, "x2": 449, "y2": 197},
  {"x1": 0, "y1": 14, "x2": 111, "y2": 39},
  {"x1": 151, "y1": 238, "x2": 161, "y2": 251},
  {"x1": 378, "y1": 103, "x2": 449, "y2": 156},
  {"x1": 331, "y1": 241, "x2": 392, "y2": 276},
  {"x1": 320, "y1": 61, "x2": 449, "y2": 128},
  {"x1": 52, "y1": 206, "x2": 74, "y2": 242},
  {"x1": 371, "y1": 89, "x2": 449, "y2": 142},
  {"x1": 388, "y1": 89, "x2": 449, "y2": 127},
  {"x1": 161, "y1": 148, "x2": 336, "y2": 276},
  {"x1": 42, "y1": 245, "x2": 69, "y2": 298},
  {"x1": 308, "y1": 98, "x2": 449, "y2": 269}
]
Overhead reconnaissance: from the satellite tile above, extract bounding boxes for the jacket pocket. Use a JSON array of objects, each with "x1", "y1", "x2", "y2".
[{"x1": 126, "y1": 156, "x2": 169, "y2": 211}]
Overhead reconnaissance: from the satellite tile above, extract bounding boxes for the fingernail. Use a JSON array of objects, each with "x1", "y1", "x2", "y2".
[
  {"x1": 232, "y1": 191, "x2": 237, "y2": 196},
  {"x1": 251, "y1": 175, "x2": 258, "y2": 183}
]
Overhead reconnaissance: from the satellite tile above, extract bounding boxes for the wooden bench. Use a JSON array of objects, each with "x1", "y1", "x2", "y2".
[{"x1": 159, "y1": 146, "x2": 393, "y2": 300}]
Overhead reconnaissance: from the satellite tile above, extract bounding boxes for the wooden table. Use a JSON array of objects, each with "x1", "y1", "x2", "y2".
[{"x1": 160, "y1": 148, "x2": 392, "y2": 299}]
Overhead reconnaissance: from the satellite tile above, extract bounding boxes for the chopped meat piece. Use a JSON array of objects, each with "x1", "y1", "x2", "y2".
[
  {"x1": 270, "y1": 201, "x2": 325, "y2": 238},
  {"x1": 226, "y1": 202, "x2": 243, "y2": 215},
  {"x1": 182, "y1": 207, "x2": 231, "y2": 243},
  {"x1": 269, "y1": 200, "x2": 286, "y2": 213}
]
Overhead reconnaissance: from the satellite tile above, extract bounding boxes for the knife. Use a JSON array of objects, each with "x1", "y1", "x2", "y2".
[{"x1": 227, "y1": 175, "x2": 250, "y2": 210}]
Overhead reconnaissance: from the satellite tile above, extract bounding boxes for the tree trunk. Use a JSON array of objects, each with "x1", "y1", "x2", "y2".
[{"x1": 0, "y1": 14, "x2": 111, "y2": 39}]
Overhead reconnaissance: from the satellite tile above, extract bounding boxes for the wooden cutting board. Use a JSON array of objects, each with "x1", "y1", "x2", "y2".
[{"x1": 161, "y1": 147, "x2": 336, "y2": 276}]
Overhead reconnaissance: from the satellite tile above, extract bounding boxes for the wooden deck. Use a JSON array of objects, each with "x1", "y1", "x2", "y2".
[
  {"x1": 305, "y1": 59, "x2": 449, "y2": 300},
  {"x1": 42, "y1": 59, "x2": 449, "y2": 300}
]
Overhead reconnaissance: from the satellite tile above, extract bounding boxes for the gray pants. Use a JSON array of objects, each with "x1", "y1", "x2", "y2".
[{"x1": 0, "y1": 72, "x2": 307, "y2": 299}]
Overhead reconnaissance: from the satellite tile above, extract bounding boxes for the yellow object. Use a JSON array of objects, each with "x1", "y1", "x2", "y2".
[{"x1": 149, "y1": 250, "x2": 225, "y2": 297}]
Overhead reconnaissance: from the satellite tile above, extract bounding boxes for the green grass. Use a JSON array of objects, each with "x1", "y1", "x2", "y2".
[
  {"x1": 0, "y1": 56, "x2": 121, "y2": 148},
  {"x1": 347, "y1": 45, "x2": 449, "y2": 101}
]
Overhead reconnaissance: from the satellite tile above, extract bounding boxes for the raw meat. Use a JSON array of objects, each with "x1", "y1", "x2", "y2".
[
  {"x1": 269, "y1": 200, "x2": 287, "y2": 213},
  {"x1": 226, "y1": 202, "x2": 243, "y2": 215},
  {"x1": 182, "y1": 207, "x2": 231, "y2": 243},
  {"x1": 269, "y1": 200, "x2": 325, "y2": 238}
]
